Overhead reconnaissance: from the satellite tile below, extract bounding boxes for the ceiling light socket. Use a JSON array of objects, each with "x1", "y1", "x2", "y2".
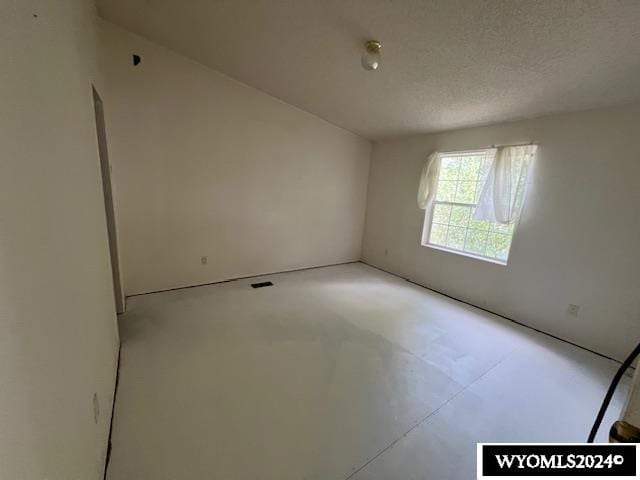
[
  {"x1": 362, "y1": 40, "x2": 382, "y2": 71},
  {"x1": 365, "y1": 40, "x2": 381, "y2": 54}
]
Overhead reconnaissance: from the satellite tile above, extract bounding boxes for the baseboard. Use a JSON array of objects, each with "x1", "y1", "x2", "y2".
[
  {"x1": 126, "y1": 260, "x2": 361, "y2": 298},
  {"x1": 359, "y1": 260, "x2": 624, "y2": 366}
]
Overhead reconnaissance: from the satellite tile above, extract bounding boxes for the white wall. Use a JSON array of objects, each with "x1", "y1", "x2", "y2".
[
  {"x1": 363, "y1": 103, "x2": 640, "y2": 361},
  {"x1": 0, "y1": 1, "x2": 119, "y2": 479},
  {"x1": 97, "y1": 21, "x2": 371, "y2": 295}
]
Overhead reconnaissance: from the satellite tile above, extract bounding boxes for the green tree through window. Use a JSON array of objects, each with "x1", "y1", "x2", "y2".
[{"x1": 423, "y1": 150, "x2": 518, "y2": 264}]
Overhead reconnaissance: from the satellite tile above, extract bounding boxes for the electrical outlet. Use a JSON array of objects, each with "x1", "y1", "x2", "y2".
[
  {"x1": 568, "y1": 304, "x2": 580, "y2": 316},
  {"x1": 93, "y1": 392, "x2": 100, "y2": 424},
  {"x1": 201, "y1": 256, "x2": 208, "y2": 265}
]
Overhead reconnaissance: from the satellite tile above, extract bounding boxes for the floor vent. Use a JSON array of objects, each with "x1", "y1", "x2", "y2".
[{"x1": 251, "y1": 281, "x2": 273, "y2": 289}]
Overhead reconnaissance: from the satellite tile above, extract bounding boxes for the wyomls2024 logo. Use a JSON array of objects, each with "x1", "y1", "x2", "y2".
[{"x1": 477, "y1": 444, "x2": 637, "y2": 478}]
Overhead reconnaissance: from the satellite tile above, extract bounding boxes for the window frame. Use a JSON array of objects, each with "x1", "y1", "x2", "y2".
[{"x1": 420, "y1": 148, "x2": 518, "y2": 266}]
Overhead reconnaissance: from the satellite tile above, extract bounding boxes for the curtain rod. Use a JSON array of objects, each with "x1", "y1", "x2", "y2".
[
  {"x1": 489, "y1": 141, "x2": 536, "y2": 148},
  {"x1": 440, "y1": 142, "x2": 536, "y2": 155}
]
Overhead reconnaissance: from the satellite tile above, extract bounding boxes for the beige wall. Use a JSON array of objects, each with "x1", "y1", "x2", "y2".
[
  {"x1": 0, "y1": 1, "x2": 119, "y2": 479},
  {"x1": 97, "y1": 21, "x2": 371, "y2": 295},
  {"x1": 363, "y1": 103, "x2": 640, "y2": 361}
]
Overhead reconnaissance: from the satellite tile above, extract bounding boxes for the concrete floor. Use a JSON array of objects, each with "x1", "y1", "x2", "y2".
[{"x1": 107, "y1": 263, "x2": 628, "y2": 480}]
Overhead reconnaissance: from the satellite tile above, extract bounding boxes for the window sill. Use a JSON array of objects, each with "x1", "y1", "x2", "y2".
[{"x1": 422, "y1": 242, "x2": 508, "y2": 266}]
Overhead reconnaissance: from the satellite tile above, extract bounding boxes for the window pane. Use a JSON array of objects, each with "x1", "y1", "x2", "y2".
[
  {"x1": 468, "y1": 211, "x2": 490, "y2": 231},
  {"x1": 439, "y1": 157, "x2": 460, "y2": 180},
  {"x1": 436, "y1": 180, "x2": 456, "y2": 202},
  {"x1": 450, "y1": 205, "x2": 470, "y2": 227},
  {"x1": 459, "y1": 156, "x2": 481, "y2": 180},
  {"x1": 455, "y1": 181, "x2": 477, "y2": 203},
  {"x1": 432, "y1": 203, "x2": 452, "y2": 224},
  {"x1": 429, "y1": 223, "x2": 448, "y2": 246},
  {"x1": 479, "y1": 156, "x2": 492, "y2": 179},
  {"x1": 465, "y1": 229, "x2": 488, "y2": 255},
  {"x1": 446, "y1": 226, "x2": 466, "y2": 250},
  {"x1": 491, "y1": 222, "x2": 515, "y2": 234},
  {"x1": 475, "y1": 180, "x2": 484, "y2": 202},
  {"x1": 486, "y1": 232, "x2": 511, "y2": 260}
]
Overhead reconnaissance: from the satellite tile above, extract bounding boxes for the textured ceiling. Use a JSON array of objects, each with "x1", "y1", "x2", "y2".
[{"x1": 97, "y1": 0, "x2": 640, "y2": 140}]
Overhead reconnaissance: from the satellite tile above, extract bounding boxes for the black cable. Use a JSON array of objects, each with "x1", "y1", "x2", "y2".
[{"x1": 587, "y1": 342, "x2": 640, "y2": 442}]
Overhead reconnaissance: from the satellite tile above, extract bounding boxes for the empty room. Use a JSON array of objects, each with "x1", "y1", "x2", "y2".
[{"x1": 3, "y1": 0, "x2": 640, "y2": 479}]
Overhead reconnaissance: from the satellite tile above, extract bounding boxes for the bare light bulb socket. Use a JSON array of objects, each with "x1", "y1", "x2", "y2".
[{"x1": 361, "y1": 40, "x2": 381, "y2": 71}]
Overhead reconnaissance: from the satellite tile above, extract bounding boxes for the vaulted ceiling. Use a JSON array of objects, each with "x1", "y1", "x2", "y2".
[{"x1": 98, "y1": 0, "x2": 640, "y2": 140}]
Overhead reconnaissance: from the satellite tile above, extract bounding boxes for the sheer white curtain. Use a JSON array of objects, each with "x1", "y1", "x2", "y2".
[
  {"x1": 473, "y1": 145, "x2": 537, "y2": 224},
  {"x1": 417, "y1": 151, "x2": 441, "y2": 210}
]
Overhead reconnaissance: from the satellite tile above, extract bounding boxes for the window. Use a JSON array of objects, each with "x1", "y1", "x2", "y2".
[{"x1": 422, "y1": 149, "x2": 518, "y2": 264}]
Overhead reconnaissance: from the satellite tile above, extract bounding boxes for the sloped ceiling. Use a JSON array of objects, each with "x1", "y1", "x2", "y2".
[{"x1": 98, "y1": 0, "x2": 640, "y2": 140}]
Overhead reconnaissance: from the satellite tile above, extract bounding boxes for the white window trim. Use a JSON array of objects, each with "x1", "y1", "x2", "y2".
[{"x1": 420, "y1": 148, "x2": 514, "y2": 266}]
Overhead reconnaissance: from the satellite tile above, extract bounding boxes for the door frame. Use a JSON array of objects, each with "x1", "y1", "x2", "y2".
[{"x1": 92, "y1": 86, "x2": 125, "y2": 314}]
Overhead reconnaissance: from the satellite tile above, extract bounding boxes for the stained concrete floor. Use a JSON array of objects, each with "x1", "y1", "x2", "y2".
[{"x1": 107, "y1": 263, "x2": 628, "y2": 480}]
